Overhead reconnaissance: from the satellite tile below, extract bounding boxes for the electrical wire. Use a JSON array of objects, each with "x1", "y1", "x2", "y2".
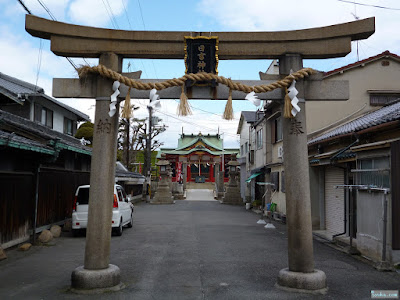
[
  {"x1": 101, "y1": 0, "x2": 118, "y2": 29},
  {"x1": 121, "y1": 0, "x2": 132, "y2": 29},
  {"x1": 26, "y1": 0, "x2": 86, "y2": 70},
  {"x1": 34, "y1": 39, "x2": 43, "y2": 92},
  {"x1": 136, "y1": 0, "x2": 157, "y2": 78},
  {"x1": 37, "y1": 0, "x2": 56, "y2": 20},
  {"x1": 17, "y1": 0, "x2": 31, "y2": 14},
  {"x1": 105, "y1": 0, "x2": 120, "y2": 29},
  {"x1": 337, "y1": 0, "x2": 400, "y2": 11}
]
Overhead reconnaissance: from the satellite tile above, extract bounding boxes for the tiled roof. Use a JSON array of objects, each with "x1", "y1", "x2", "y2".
[
  {"x1": 0, "y1": 109, "x2": 92, "y2": 155},
  {"x1": 0, "y1": 72, "x2": 90, "y2": 121},
  {"x1": 324, "y1": 51, "x2": 400, "y2": 78},
  {"x1": 0, "y1": 130, "x2": 55, "y2": 155},
  {"x1": 241, "y1": 111, "x2": 258, "y2": 123},
  {"x1": 115, "y1": 161, "x2": 145, "y2": 179},
  {"x1": 308, "y1": 100, "x2": 400, "y2": 144}
]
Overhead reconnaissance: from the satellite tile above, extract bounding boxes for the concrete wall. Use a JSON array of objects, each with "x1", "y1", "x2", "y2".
[
  {"x1": 239, "y1": 122, "x2": 251, "y2": 201},
  {"x1": 306, "y1": 58, "x2": 400, "y2": 134},
  {"x1": 357, "y1": 191, "x2": 393, "y2": 262}
]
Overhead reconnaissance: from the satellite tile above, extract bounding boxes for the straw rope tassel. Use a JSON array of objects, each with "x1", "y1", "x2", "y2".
[
  {"x1": 177, "y1": 85, "x2": 192, "y2": 116},
  {"x1": 223, "y1": 88, "x2": 234, "y2": 120},
  {"x1": 122, "y1": 87, "x2": 132, "y2": 119},
  {"x1": 283, "y1": 87, "x2": 292, "y2": 119}
]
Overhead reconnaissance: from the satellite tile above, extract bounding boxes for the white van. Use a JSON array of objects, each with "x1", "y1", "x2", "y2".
[{"x1": 72, "y1": 184, "x2": 134, "y2": 236}]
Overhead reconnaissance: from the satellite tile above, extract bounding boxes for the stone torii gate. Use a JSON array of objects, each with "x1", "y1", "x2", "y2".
[{"x1": 25, "y1": 15, "x2": 374, "y2": 293}]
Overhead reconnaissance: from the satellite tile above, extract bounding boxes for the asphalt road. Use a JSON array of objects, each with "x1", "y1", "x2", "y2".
[{"x1": 0, "y1": 194, "x2": 399, "y2": 299}]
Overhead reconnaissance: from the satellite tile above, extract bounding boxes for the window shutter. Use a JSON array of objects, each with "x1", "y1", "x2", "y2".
[
  {"x1": 271, "y1": 119, "x2": 276, "y2": 143},
  {"x1": 34, "y1": 103, "x2": 41, "y2": 122},
  {"x1": 271, "y1": 171, "x2": 279, "y2": 191}
]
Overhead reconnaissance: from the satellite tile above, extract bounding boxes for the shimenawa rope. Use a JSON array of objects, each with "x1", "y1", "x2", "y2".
[{"x1": 77, "y1": 65, "x2": 316, "y2": 119}]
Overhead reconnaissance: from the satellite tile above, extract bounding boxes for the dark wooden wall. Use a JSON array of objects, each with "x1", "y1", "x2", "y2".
[
  {"x1": 0, "y1": 173, "x2": 34, "y2": 245},
  {"x1": 391, "y1": 141, "x2": 400, "y2": 250},
  {"x1": 37, "y1": 169, "x2": 89, "y2": 227}
]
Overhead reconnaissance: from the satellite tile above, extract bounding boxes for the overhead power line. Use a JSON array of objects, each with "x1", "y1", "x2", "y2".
[
  {"x1": 37, "y1": 0, "x2": 56, "y2": 20},
  {"x1": 337, "y1": 0, "x2": 400, "y2": 11},
  {"x1": 17, "y1": 0, "x2": 32, "y2": 14}
]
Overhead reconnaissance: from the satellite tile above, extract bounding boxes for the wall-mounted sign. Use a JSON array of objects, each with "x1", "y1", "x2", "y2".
[{"x1": 184, "y1": 36, "x2": 219, "y2": 75}]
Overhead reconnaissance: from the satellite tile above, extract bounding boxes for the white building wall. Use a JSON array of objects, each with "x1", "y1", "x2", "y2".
[
  {"x1": 239, "y1": 122, "x2": 251, "y2": 201},
  {"x1": 306, "y1": 58, "x2": 400, "y2": 134}
]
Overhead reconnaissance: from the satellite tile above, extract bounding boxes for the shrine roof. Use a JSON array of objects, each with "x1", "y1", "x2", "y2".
[
  {"x1": 157, "y1": 147, "x2": 238, "y2": 158},
  {"x1": 176, "y1": 133, "x2": 223, "y2": 151}
]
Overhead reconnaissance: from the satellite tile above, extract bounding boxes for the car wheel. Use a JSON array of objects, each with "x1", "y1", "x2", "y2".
[
  {"x1": 127, "y1": 213, "x2": 133, "y2": 228},
  {"x1": 115, "y1": 219, "x2": 123, "y2": 236}
]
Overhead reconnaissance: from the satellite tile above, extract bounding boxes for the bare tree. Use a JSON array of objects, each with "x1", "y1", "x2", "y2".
[{"x1": 118, "y1": 114, "x2": 166, "y2": 172}]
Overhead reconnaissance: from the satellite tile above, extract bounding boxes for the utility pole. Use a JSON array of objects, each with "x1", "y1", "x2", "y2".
[
  {"x1": 126, "y1": 118, "x2": 130, "y2": 169},
  {"x1": 146, "y1": 103, "x2": 153, "y2": 202}
]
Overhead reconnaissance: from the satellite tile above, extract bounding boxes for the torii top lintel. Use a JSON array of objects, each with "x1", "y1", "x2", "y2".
[{"x1": 25, "y1": 15, "x2": 374, "y2": 60}]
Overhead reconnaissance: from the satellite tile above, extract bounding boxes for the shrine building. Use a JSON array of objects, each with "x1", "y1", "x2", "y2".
[{"x1": 157, "y1": 132, "x2": 239, "y2": 183}]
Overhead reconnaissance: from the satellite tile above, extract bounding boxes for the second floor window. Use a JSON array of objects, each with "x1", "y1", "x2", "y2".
[
  {"x1": 64, "y1": 118, "x2": 73, "y2": 135},
  {"x1": 272, "y1": 116, "x2": 282, "y2": 143},
  {"x1": 34, "y1": 103, "x2": 53, "y2": 128},
  {"x1": 256, "y1": 128, "x2": 263, "y2": 149}
]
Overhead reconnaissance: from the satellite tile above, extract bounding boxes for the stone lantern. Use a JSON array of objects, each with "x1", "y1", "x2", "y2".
[
  {"x1": 151, "y1": 153, "x2": 174, "y2": 204},
  {"x1": 222, "y1": 154, "x2": 242, "y2": 205}
]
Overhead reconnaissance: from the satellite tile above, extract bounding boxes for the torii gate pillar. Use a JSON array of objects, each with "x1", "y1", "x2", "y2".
[
  {"x1": 71, "y1": 53, "x2": 123, "y2": 292},
  {"x1": 277, "y1": 54, "x2": 327, "y2": 292}
]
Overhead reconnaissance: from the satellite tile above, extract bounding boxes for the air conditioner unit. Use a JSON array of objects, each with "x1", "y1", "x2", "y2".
[{"x1": 277, "y1": 146, "x2": 283, "y2": 158}]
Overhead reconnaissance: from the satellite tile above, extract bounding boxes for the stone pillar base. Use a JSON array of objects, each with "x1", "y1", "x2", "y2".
[
  {"x1": 375, "y1": 261, "x2": 393, "y2": 271},
  {"x1": 276, "y1": 268, "x2": 327, "y2": 294},
  {"x1": 222, "y1": 186, "x2": 242, "y2": 205},
  {"x1": 71, "y1": 264, "x2": 123, "y2": 294}
]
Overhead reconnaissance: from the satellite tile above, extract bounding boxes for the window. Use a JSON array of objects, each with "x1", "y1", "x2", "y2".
[
  {"x1": 34, "y1": 103, "x2": 53, "y2": 128},
  {"x1": 271, "y1": 116, "x2": 283, "y2": 143},
  {"x1": 369, "y1": 93, "x2": 400, "y2": 106},
  {"x1": 240, "y1": 145, "x2": 244, "y2": 156},
  {"x1": 356, "y1": 157, "x2": 390, "y2": 188},
  {"x1": 256, "y1": 129, "x2": 263, "y2": 149},
  {"x1": 248, "y1": 150, "x2": 254, "y2": 164},
  {"x1": 64, "y1": 118, "x2": 73, "y2": 135},
  {"x1": 117, "y1": 188, "x2": 125, "y2": 202},
  {"x1": 270, "y1": 171, "x2": 280, "y2": 191},
  {"x1": 245, "y1": 142, "x2": 248, "y2": 154}
]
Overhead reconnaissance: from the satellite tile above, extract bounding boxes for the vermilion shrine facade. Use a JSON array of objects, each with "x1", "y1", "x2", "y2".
[{"x1": 158, "y1": 133, "x2": 238, "y2": 183}]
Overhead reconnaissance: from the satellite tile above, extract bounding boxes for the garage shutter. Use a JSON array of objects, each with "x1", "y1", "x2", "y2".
[{"x1": 325, "y1": 167, "x2": 345, "y2": 234}]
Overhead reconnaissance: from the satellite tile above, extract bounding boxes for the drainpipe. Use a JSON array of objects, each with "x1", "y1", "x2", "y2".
[
  {"x1": 382, "y1": 190, "x2": 388, "y2": 262},
  {"x1": 33, "y1": 164, "x2": 41, "y2": 245}
]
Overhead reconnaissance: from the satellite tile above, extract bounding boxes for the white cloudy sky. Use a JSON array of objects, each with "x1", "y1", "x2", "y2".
[{"x1": 1, "y1": 0, "x2": 399, "y2": 148}]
